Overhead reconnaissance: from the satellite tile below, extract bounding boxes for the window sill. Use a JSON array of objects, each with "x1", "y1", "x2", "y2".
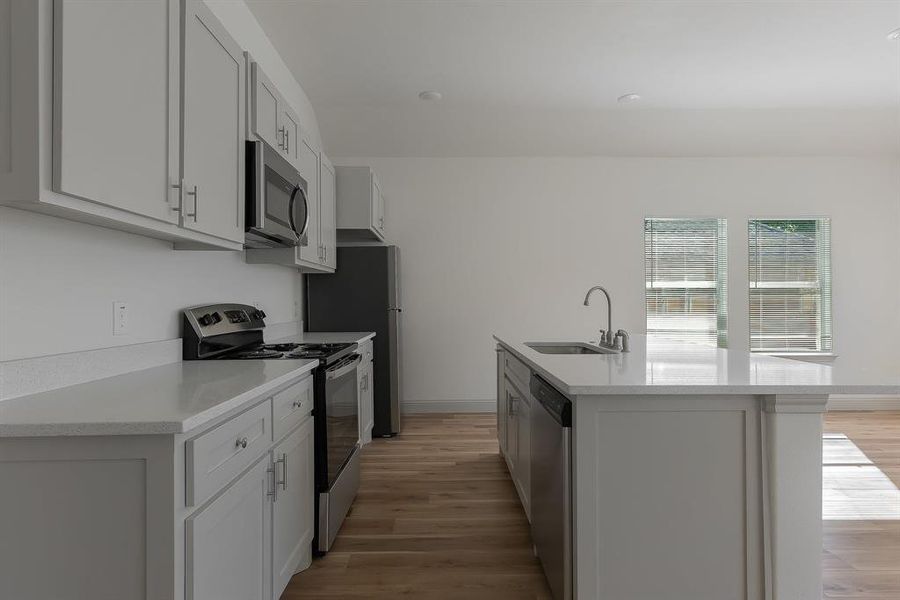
[{"x1": 757, "y1": 352, "x2": 838, "y2": 364}]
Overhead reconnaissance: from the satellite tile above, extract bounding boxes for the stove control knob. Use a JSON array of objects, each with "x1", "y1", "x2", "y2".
[
  {"x1": 254, "y1": 310, "x2": 266, "y2": 321},
  {"x1": 198, "y1": 313, "x2": 215, "y2": 326},
  {"x1": 210, "y1": 312, "x2": 222, "y2": 324}
]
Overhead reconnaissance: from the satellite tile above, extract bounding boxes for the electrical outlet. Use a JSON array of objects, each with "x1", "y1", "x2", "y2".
[{"x1": 113, "y1": 301, "x2": 129, "y2": 336}]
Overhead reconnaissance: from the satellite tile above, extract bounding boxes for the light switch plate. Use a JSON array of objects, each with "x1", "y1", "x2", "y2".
[{"x1": 113, "y1": 301, "x2": 129, "y2": 336}]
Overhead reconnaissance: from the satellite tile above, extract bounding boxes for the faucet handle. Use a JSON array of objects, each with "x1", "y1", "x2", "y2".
[
  {"x1": 597, "y1": 329, "x2": 606, "y2": 344},
  {"x1": 615, "y1": 329, "x2": 630, "y2": 352}
]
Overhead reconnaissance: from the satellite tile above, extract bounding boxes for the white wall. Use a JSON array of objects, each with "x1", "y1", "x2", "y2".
[
  {"x1": 335, "y1": 156, "x2": 900, "y2": 408},
  {"x1": 0, "y1": 1, "x2": 317, "y2": 362}
]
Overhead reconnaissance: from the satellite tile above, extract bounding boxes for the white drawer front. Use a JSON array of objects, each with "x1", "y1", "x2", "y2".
[
  {"x1": 504, "y1": 351, "x2": 531, "y2": 391},
  {"x1": 272, "y1": 375, "x2": 314, "y2": 442},
  {"x1": 186, "y1": 400, "x2": 272, "y2": 507}
]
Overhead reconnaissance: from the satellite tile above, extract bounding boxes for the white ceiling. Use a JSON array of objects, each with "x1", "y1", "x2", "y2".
[{"x1": 247, "y1": 0, "x2": 900, "y2": 157}]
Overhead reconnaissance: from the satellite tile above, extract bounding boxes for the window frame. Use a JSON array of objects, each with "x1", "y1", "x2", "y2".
[{"x1": 747, "y1": 216, "x2": 833, "y2": 356}]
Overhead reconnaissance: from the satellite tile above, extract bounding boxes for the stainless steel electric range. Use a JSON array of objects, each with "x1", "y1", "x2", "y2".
[{"x1": 182, "y1": 303, "x2": 361, "y2": 554}]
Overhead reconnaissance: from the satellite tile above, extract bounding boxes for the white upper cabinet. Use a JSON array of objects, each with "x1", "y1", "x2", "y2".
[
  {"x1": 296, "y1": 135, "x2": 321, "y2": 267},
  {"x1": 320, "y1": 155, "x2": 337, "y2": 270},
  {"x1": 335, "y1": 166, "x2": 387, "y2": 242},
  {"x1": 249, "y1": 61, "x2": 280, "y2": 152},
  {"x1": 279, "y1": 105, "x2": 301, "y2": 167},
  {"x1": 180, "y1": 0, "x2": 244, "y2": 244},
  {"x1": 0, "y1": 0, "x2": 246, "y2": 250},
  {"x1": 248, "y1": 58, "x2": 302, "y2": 171},
  {"x1": 52, "y1": 0, "x2": 179, "y2": 224}
]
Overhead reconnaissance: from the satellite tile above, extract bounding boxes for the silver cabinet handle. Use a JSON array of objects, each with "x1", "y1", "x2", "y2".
[
  {"x1": 285, "y1": 129, "x2": 289, "y2": 154},
  {"x1": 185, "y1": 185, "x2": 198, "y2": 221},
  {"x1": 277, "y1": 126, "x2": 286, "y2": 150},
  {"x1": 235, "y1": 437, "x2": 248, "y2": 449},
  {"x1": 276, "y1": 454, "x2": 287, "y2": 490},
  {"x1": 291, "y1": 400, "x2": 302, "y2": 409}
]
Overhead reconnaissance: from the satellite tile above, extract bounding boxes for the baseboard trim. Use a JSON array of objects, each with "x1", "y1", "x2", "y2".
[
  {"x1": 827, "y1": 395, "x2": 900, "y2": 411},
  {"x1": 402, "y1": 400, "x2": 495, "y2": 414}
]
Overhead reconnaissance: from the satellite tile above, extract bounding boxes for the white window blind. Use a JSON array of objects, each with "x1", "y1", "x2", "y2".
[
  {"x1": 749, "y1": 219, "x2": 832, "y2": 353},
  {"x1": 644, "y1": 218, "x2": 728, "y2": 347}
]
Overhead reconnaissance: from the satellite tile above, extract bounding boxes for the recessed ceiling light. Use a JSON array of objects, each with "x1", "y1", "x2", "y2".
[
  {"x1": 888, "y1": 28, "x2": 900, "y2": 40},
  {"x1": 418, "y1": 90, "x2": 442, "y2": 101},
  {"x1": 617, "y1": 93, "x2": 642, "y2": 104}
]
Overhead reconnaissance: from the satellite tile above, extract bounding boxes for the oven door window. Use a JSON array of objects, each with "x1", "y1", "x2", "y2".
[
  {"x1": 264, "y1": 165, "x2": 297, "y2": 232},
  {"x1": 324, "y1": 355, "x2": 361, "y2": 486}
]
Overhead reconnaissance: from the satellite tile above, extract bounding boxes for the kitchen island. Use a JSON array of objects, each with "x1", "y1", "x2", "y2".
[{"x1": 494, "y1": 334, "x2": 900, "y2": 600}]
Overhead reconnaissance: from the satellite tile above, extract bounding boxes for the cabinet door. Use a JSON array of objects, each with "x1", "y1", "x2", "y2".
[
  {"x1": 297, "y1": 137, "x2": 321, "y2": 265},
  {"x1": 250, "y1": 61, "x2": 280, "y2": 151},
  {"x1": 371, "y1": 175, "x2": 384, "y2": 233},
  {"x1": 272, "y1": 418, "x2": 315, "y2": 598},
  {"x1": 516, "y1": 395, "x2": 531, "y2": 519},
  {"x1": 505, "y1": 384, "x2": 518, "y2": 474},
  {"x1": 181, "y1": 0, "x2": 245, "y2": 243},
  {"x1": 497, "y1": 350, "x2": 508, "y2": 455},
  {"x1": 360, "y1": 358, "x2": 374, "y2": 441},
  {"x1": 185, "y1": 456, "x2": 272, "y2": 600},
  {"x1": 320, "y1": 156, "x2": 337, "y2": 269},
  {"x1": 53, "y1": 0, "x2": 179, "y2": 224},
  {"x1": 279, "y1": 106, "x2": 301, "y2": 168}
]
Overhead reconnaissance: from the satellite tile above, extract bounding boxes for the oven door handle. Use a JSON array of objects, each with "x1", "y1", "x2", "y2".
[{"x1": 326, "y1": 354, "x2": 362, "y2": 380}]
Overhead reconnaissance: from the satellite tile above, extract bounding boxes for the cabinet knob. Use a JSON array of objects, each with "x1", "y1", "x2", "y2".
[
  {"x1": 291, "y1": 401, "x2": 302, "y2": 409},
  {"x1": 235, "y1": 437, "x2": 248, "y2": 449}
]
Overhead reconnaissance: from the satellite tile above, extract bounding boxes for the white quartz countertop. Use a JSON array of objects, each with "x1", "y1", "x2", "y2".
[
  {"x1": 0, "y1": 359, "x2": 317, "y2": 437},
  {"x1": 495, "y1": 334, "x2": 900, "y2": 396}
]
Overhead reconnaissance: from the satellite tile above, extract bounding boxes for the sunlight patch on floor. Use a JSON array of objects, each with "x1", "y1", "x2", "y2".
[{"x1": 823, "y1": 433, "x2": 900, "y2": 520}]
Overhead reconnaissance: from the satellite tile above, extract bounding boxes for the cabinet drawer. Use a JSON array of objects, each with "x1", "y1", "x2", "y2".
[
  {"x1": 273, "y1": 375, "x2": 314, "y2": 442},
  {"x1": 186, "y1": 400, "x2": 271, "y2": 507},
  {"x1": 504, "y1": 351, "x2": 531, "y2": 391}
]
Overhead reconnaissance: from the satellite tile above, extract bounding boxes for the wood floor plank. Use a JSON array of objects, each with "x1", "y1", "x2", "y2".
[{"x1": 283, "y1": 413, "x2": 552, "y2": 599}]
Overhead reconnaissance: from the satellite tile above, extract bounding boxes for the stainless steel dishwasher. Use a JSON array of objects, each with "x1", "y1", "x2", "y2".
[{"x1": 530, "y1": 374, "x2": 573, "y2": 600}]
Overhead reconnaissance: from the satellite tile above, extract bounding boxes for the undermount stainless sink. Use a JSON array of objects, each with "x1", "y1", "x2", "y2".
[{"x1": 525, "y1": 342, "x2": 618, "y2": 355}]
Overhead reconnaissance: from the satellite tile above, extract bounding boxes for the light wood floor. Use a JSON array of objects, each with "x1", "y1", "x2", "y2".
[
  {"x1": 283, "y1": 413, "x2": 552, "y2": 599},
  {"x1": 283, "y1": 412, "x2": 900, "y2": 600},
  {"x1": 823, "y1": 411, "x2": 900, "y2": 600}
]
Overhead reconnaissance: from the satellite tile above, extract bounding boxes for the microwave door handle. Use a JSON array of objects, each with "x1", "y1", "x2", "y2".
[
  {"x1": 326, "y1": 355, "x2": 362, "y2": 380},
  {"x1": 295, "y1": 186, "x2": 310, "y2": 238}
]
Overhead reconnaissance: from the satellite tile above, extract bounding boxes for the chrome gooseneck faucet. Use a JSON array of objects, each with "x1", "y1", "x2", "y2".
[{"x1": 583, "y1": 285, "x2": 630, "y2": 352}]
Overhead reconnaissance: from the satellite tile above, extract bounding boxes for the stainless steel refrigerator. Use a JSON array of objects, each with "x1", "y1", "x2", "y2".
[{"x1": 305, "y1": 245, "x2": 402, "y2": 436}]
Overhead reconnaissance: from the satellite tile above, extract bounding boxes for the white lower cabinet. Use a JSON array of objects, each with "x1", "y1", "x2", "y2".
[
  {"x1": 271, "y1": 418, "x2": 315, "y2": 598},
  {"x1": 0, "y1": 373, "x2": 317, "y2": 600},
  {"x1": 358, "y1": 340, "x2": 375, "y2": 445},
  {"x1": 497, "y1": 347, "x2": 532, "y2": 521},
  {"x1": 186, "y1": 455, "x2": 272, "y2": 600}
]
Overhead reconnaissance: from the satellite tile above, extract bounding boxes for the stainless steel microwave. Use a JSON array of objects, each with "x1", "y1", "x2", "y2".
[{"x1": 245, "y1": 140, "x2": 309, "y2": 249}]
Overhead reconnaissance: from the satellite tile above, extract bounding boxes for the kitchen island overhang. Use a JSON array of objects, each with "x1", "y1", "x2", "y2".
[{"x1": 494, "y1": 334, "x2": 900, "y2": 600}]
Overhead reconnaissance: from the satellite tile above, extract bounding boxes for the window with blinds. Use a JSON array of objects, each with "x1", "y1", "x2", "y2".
[
  {"x1": 644, "y1": 218, "x2": 728, "y2": 347},
  {"x1": 749, "y1": 219, "x2": 832, "y2": 353}
]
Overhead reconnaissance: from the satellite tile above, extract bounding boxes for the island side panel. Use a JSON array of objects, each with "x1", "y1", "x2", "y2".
[
  {"x1": 762, "y1": 395, "x2": 828, "y2": 600},
  {"x1": 573, "y1": 394, "x2": 764, "y2": 600},
  {"x1": 0, "y1": 434, "x2": 176, "y2": 600}
]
